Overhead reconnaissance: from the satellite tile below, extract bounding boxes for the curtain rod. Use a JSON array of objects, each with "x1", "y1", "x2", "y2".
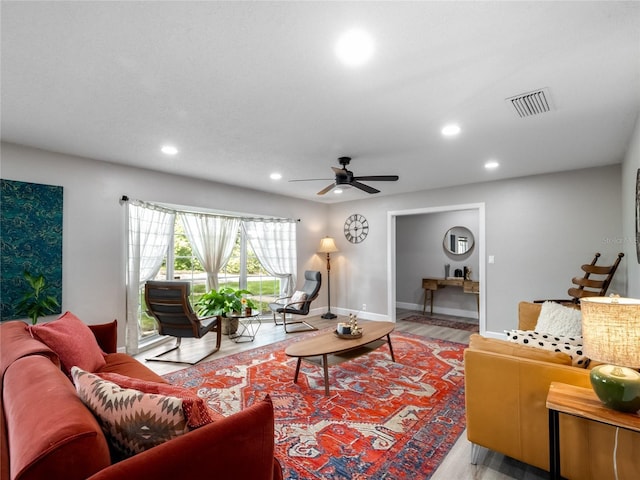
[{"x1": 120, "y1": 195, "x2": 300, "y2": 222}]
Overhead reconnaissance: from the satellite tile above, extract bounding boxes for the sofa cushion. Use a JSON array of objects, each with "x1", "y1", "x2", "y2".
[
  {"x1": 71, "y1": 367, "x2": 190, "y2": 458},
  {"x1": 535, "y1": 301, "x2": 582, "y2": 337},
  {"x1": 96, "y1": 372, "x2": 222, "y2": 428},
  {"x1": 29, "y1": 311, "x2": 106, "y2": 374},
  {"x1": 518, "y1": 301, "x2": 541, "y2": 330},
  {"x1": 468, "y1": 334, "x2": 572, "y2": 365},
  {"x1": 505, "y1": 330, "x2": 589, "y2": 367},
  {"x1": 4, "y1": 356, "x2": 110, "y2": 480},
  {"x1": 98, "y1": 352, "x2": 168, "y2": 383},
  {"x1": 88, "y1": 320, "x2": 118, "y2": 354}
]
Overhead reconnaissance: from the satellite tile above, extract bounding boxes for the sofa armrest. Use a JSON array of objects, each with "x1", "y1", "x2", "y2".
[
  {"x1": 1, "y1": 321, "x2": 60, "y2": 372},
  {"x1": 87, "y1": 395, "x2": 281, "y2": 480},
  {"x1": 89, "y1": 320, "x2": 118, "y2": 354}
]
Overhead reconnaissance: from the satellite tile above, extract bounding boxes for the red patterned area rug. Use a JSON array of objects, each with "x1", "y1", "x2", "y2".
[
  {"x1": 402, "y1": 314, "x2": 479, "y2": 332},
  {"x1": 164, "y1": 331, "x2": 466, "y2": 480}
]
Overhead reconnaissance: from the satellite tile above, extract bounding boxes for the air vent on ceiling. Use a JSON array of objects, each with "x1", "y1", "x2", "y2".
[{"x1": 506, "y1": 88, "x2": 553, "y2": 118}]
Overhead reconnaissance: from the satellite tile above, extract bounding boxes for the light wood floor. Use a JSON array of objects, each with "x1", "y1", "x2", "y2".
[{"x1": 137, "y1": 310, "x2": 547, "y2": 480}]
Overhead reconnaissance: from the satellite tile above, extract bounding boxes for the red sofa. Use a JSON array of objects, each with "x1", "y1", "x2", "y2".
[{"x1": 0, "y1": 320, "x2": 283, "y2": 480}]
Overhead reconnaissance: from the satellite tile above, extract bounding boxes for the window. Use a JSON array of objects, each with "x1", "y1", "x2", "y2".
[
  {"x1": 139, "y1": 219, "x2": 281, "y2": 340},
  {"x1": 126, "y1": 198, "x2": 297, "y2": 352}
]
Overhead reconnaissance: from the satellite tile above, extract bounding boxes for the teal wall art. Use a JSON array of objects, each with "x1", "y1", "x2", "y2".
[{"x1": 1, "y1": 179, "x2": 63, "y2": 321}]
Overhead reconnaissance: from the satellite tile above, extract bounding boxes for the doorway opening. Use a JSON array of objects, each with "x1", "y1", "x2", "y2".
[{"x1": 387, "y1": 203, "x2": 486, "y2": 334}]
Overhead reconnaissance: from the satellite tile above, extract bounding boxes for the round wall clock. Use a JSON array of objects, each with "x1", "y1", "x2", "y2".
[{"x1": 344, "y1": 214, "x2": 369, "y2": 244}]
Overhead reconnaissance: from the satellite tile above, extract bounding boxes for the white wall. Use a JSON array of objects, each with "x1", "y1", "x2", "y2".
[
  {"x1": 1, "y1": 142, "x2": 329, "y2": 344},
  {"x1": 2, "y1": 141, "x2": 629, "y2": 340},
  {"x1": 396, "y1": 209, "x2": 479, "y2": 317},
  {"x1": 327, "y1": 165, "x2": 623, "y2": 336},
  {"x1": 622, "y1": 113, "x2": 640, "y2": 297}
]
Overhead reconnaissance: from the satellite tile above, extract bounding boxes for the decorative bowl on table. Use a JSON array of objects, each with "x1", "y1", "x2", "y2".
[
  {"x1": 334, "y1": 322, "x2": 363, "y2": 339},
  {"x1": 334, "y1": 330, "x2": 363, "y2": 339}
]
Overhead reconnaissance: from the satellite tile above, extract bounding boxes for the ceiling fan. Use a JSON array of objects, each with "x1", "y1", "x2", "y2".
[{"x1": 290, "y1": 157, "x2": 399, "y2": 195}]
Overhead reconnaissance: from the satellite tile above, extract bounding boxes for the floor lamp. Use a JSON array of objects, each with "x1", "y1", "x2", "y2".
[{"x1": 318, "y1": 236, "x2": 338, "y2": 319}]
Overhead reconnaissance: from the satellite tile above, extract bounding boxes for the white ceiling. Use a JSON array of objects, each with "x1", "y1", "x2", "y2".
[{"x1": 2, "y1": 1, "x2": 639, "y2": 203}]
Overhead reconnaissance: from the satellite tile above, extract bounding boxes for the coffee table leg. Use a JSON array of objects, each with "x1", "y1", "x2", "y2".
[
  {"x1": 294, "y1": 358, "x2": 301, "y2": 383},
  {"x1": 386, "y1": 334, "x2": 396, "y2": 362},
  {"x1": 322, "y1": 354, "x2": 329, "y2": 396}
]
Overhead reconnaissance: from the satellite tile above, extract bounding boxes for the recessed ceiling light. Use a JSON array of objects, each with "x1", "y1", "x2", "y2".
[
  {"x1": 485, "y1": 160, "x2": 500, "y2": 170},
  {"x1": 161, "y1": 145, "x2": 178, "y2": 155},
  {"x1": 441, "y1": 124, "x2": 461, "y2": 137},
  {"x1": 270, "y1": 172, "x2": 282, "y2": 180},
  {"x1": 335, "y1": 29, "x2": 374, "y2": 67}
]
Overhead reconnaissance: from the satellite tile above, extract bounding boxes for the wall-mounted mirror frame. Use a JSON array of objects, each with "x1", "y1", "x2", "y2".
[{"x1": 444, "y1": 226, "x2": 475, "y2": 255}]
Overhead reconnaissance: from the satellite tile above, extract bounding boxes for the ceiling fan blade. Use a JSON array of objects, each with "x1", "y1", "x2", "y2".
[
  {"x1": 350, "y1": 181, "x2": 380, "y2": 194},
  {"x1": 317, "y1": 183, "x2": 336, "y2": 195},
  {"x1": 288, "y1": 178, "x2": 332, "y2": 183},
  {"x1": 353, "y1": 175, "x2": 399, "y2": 182},
  {"x1": 331, "y1": 166, "x2": 347, "y2": 174}
]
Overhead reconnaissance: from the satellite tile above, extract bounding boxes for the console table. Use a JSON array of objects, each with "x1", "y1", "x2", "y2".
[{"x1": 422, "y1": 277, "x2": 480, "y2": 315}]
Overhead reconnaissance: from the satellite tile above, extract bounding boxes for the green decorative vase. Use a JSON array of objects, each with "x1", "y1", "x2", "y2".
[{"x1": 590, "y1": 365, "x2": 640, "y2": 413}]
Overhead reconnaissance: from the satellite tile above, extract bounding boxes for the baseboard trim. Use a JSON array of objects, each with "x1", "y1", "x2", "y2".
[{"x1": 396, "y1": 301, "x2": 478, "y2": 320}]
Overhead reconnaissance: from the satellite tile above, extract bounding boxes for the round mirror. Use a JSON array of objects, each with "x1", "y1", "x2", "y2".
[{"x1": 443, "y1": 226, "x2": 475, "y2": 255}]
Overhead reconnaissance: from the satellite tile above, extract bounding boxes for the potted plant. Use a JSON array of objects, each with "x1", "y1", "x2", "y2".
[
  {"x1": 16, "y1": 271, "x2": 60, "y2": 325},
  {"x1": 196, "y1": 287, "x2": 254, "y2": 334},
  {"x1": 242, "y1": 296, "x2": 257, "y2": 315}
]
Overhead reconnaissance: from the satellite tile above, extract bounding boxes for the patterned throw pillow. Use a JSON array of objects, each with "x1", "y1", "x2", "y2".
[
  {"x1": 505, "y1": 330, "x2": 589, "y2": 368},
  {"x1": 29, "y1": 311, "x2": 106, "y2": 374},
  {"x1": 71, "y1": 367, "x2": 189, "y2": 458},
  {"x1": 96, "y1": 372, "x2": 221, "y2": 428}
]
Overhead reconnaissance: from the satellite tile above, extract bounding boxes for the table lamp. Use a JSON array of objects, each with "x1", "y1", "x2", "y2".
[
  {"x1": 581, "y1": 296, "x2": 640, "y2": 413},
  {"x1": 318, "y1": 236, "x2": 338, "y2": 319}
]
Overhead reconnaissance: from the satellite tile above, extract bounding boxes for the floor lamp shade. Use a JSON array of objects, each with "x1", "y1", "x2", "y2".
[
  {"x1": 318, "y1": 237, "x2": 339, "y2": 254},
  {"x1": 581, "y1": 296, "x2": 640, "y2": 413},
  {"x1": 318, "y1": 237, "x2": 338, "y2": 319}
]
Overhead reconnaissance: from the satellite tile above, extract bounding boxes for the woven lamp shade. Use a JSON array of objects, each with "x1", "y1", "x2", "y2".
[{"x1": 581, "y1": 296, "x2": 640, "y2": 369}]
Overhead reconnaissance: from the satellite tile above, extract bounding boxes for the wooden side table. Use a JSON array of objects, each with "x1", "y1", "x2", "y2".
[{"x1": 546, "y1": 382, "x2": 640, "y2": 480}]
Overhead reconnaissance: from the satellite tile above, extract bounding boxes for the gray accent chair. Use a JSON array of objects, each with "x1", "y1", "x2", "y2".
[{"x1": 268, "y1": 271, "x2": 322, "y2": 333}]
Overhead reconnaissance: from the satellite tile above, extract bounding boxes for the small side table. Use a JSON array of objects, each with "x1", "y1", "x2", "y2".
[
  {"x1": 227, "y1": 312, "x2": 261, "y2": 343},
  {"x1": 546, "y1": 382, "x2": 640, "y2": 480}
]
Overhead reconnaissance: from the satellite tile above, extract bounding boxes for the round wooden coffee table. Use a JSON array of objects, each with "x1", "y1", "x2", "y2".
[{"x1": 285, "y1": 320, "x2": 395, "y2": 395}]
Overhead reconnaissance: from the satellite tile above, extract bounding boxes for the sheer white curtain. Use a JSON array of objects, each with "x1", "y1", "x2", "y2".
[
  {"x1": 125, "y1": 201, "x2": 175, "y2": 354},
  {"x1": 242, "y1": 219, "x2": 297, "y2": 296},
  {"x1": 179, "y1": 213, "x2": 240, "y2": 291}
]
